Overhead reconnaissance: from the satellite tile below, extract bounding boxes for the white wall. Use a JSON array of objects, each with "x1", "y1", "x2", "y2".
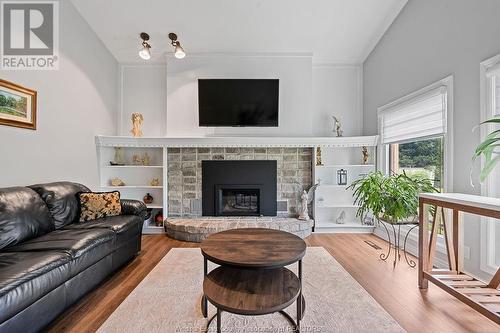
[
  {"x1": 119, "y1": 65, "x2": 167, "y2": 136},
  {"x1": 312, "y1": 65, "x2": 363, "y2": 137},
  {"x1": 363, "y1": 0, "x2": 500, "y2": 280},
  {"x1": 0, "y1": 0, "x2": 118, "y2": 189},
  {"x1": 166, "y1": 55, "x2": 313, "y2": 137},
  {"x1": 116, "y1": 55, "x2": 363, "y2": 138}
]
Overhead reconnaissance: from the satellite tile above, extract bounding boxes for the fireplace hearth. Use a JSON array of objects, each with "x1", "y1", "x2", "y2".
[{"x1": 202, "y1": 160, "x2": 277, "y2": 216}]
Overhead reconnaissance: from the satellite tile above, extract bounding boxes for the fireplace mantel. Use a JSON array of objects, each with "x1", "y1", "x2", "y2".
[{"x1": 95, "y1": 135, "x2": 379, "y2": 148}]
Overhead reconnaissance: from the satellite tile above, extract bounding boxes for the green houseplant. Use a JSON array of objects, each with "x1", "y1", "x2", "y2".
[
  {"x1": 472, "y1": 118, "x2": 500, "y2": 182},
  {"x1": 348, "y1": 171, "x2": 437, "y2": 224}
]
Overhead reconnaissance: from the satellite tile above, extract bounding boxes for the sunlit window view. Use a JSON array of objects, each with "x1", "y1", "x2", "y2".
[{"x1": 390, "y1": 137, "x2": 444, "y2": 191}]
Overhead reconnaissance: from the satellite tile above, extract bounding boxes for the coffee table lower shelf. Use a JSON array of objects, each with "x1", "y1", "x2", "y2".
[{"x1": 202, "y1": 266, "x2": 304, "y2": 332}]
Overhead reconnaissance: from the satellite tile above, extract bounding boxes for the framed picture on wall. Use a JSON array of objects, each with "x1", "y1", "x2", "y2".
[{"x1": 0, "y1": 79, "x2": 37, "y2": 130}]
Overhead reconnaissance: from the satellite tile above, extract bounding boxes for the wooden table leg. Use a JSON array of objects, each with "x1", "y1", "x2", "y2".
[
  {"x1": 216, "y1": 308, "x2": 221, "y2": 333},
  {"x1": 202, "y1": 257, "x2": 208, "y2": 317},
  {"x1": 419, "y1": 200, "x2": 429, "y2": 289}
]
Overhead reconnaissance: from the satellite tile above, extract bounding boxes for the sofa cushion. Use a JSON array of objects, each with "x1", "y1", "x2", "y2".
[
  {"x1": 64, "y1": 215, "x2": 142, "y2": 249},
  {"x1": 28, "y1": 182, "x2": 90, "y2": 229},
  {"x1": 0, "y1": 187, "x2": 55, "y2": 251},
  {"x1": 5, "y1": 229, "x2": 115, "y2": 276},
  {"x1": 78, "y1": 191, "x2": 122, "y2": 222},
  {"x1": 0, "y1": 251, "x2": 71, "y2": 323}
]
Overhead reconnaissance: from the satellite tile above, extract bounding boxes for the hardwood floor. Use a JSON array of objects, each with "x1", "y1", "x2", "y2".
[{"x1": 45, "y1": 234, "x2": 499, "y2": 333}]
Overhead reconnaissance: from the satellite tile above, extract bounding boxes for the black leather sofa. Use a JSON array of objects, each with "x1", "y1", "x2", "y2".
[{"x1": 0, "y1": 182, "x2": 147, "y2": 333}]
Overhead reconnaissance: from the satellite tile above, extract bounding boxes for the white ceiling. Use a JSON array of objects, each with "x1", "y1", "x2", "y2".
[{"x1": 71, "y1": 0, "x2": 407, "y2": 64}]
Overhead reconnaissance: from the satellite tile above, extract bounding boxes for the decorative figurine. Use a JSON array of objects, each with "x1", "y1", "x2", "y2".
[
  {"x1": 315, "y1": 147, "x2": 323, "y2": 166},
  {"x1": 143, "y1": 193, "x2": 154, "y2": 204},
  {"x1": 332, "y1": 116, "x2": 343, "y2": 137},
  {"x1": 141, "y1": 152, "x2": 151, "y2": 166},
  {"x1": 110, "y1": 147, "x2": 125, "y2": 166},
  {"x1": 130, "y1": 112, "x2": 144, "y2": 137},
  {"x1": 110, "y1": 177, "x2": 125, "y2": 186},
  {"x1": 337, "y1": 169, "x2": 348, "y2": 185},
  {"x1": 298, "y1": 183, "x2": 320, "y2": 220},
  {"x1": 336, "y1": 210, "x2": 346, "y2": 224},
  {"x1": 150, "y1": 178, "x2": 160, "y2": 186},
  {"x1": 132, "y1": 154, "x2": 141, "y2": 165},
  {"x1": 362, "y1": 146, "x2": 369, "y2": 165}
]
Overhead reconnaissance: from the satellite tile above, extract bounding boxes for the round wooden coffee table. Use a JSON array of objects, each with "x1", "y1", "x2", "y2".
[{"x1": 200, "y1": 228, "x2": 306, "y2": 332}]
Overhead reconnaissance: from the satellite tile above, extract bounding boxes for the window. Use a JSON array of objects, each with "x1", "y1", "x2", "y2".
[
  {"x1": 390, "y1": 137, "x2": 444, "y2": 191},
  {"x1": 480, "y1": 54, "x2": 500, "y2": 275},
  {"x1": 378, "y1": 77, "x2": 453, "y2": 234}
]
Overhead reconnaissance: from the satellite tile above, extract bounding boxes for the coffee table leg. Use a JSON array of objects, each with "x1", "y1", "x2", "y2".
[
  {"x1": 298, "y1": 259, "x2": 305, "y2": 320},
  {"x1": 216, "y1": 308, "x2": 222, "y2": 333},
  {"x1": 202, "y1": 258, "x2": 208, "y2": 318}
]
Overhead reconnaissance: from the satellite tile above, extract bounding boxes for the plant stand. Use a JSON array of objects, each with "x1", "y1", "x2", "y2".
[{"x1": 378, "y1": 219, "x2": 418, "y2": 268}]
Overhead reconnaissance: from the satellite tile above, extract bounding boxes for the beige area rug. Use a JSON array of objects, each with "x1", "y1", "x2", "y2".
[{"x1": 98, "y1": 247, "x2": 405, "y2": 333}]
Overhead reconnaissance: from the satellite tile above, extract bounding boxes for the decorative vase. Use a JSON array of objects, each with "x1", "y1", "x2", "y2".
[{"x1": 143, "y1": 193, "x2": 153, "y2": 204}]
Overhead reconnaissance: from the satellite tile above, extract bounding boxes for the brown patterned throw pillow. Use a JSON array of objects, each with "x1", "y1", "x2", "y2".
[{"x1": 78, "y1": 191, "x2": 121, "y2": 222}]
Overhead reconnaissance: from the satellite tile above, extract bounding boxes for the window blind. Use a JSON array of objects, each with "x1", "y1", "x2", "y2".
[{"x1": 379, "y1": 87, "x2": 447, "y2": 145}]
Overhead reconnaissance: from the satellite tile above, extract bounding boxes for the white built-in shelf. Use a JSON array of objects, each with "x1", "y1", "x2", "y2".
[
  {"x1": 101, "y1": 185, "x2": 163, "y2": 189},
  {"x1": 313, "y1": 142, "x2": 377, "y2": 234},
  {"x1": 146, "y1": 204, "x2": 163, "y2": 209},
  {"x1": 317, "y1": 204, "x2": 361, "y2": 208},
  {"x1": 317, "y1": 185, "x2": 350, "y2": 189},
  {"x1": 95, "y1": 135, "x2": 379, "y2": 148},
  {"x1": 104, "y1": 165, "x2": 163, "y2": 169},
  {"x1": 316, "y1": 164, "x2": 375, "y2": 168}
]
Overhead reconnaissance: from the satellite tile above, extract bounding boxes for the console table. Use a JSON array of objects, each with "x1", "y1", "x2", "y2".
[
  {"x1": 200, "y1": 228, "x2": 306, "y2": 332},
  {"x1": 419, "y1": 193, "x2": 500, "y2": 324}
]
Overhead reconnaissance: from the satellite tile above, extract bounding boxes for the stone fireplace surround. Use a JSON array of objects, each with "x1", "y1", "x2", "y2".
[{"x1": 167, "y1": 147, "x2": 312, "y2": 217}]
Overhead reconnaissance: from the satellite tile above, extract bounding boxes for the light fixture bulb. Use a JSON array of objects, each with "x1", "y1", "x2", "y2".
[
  {"x1": 174, "y1": 43, "x2": 186, "y2": 59},
  {"x1": 139, "y1": 44, "x2": 151, "y2": 60}
]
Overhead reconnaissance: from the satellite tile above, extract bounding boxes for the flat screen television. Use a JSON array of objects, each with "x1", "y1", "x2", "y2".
[{"x1": 198, "y1": 79, "x2": 279, "y2": 127}]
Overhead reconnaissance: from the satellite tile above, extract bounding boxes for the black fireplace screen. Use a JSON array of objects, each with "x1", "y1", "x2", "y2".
[{"x1": 217, "y1": 188, "x2": 260, "y2": 216}]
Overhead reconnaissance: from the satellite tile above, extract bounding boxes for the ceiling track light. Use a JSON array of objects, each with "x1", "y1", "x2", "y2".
[
  {"x1": 139, "y1": 32, "x2": 151, "y2": 60},
  {"x1": 168, "y1": 32, "x2": 186, "y2": 59}
]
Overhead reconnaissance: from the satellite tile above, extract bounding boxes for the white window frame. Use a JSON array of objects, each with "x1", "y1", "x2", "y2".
[
  {"x1": 479, "y1": 54, "x2": 500, "y2": 275},
  {"x1": 374, "y1": 76, "x2": 454, "y2": 267},
  {"x1": 377, "y1": 76, "x2": 454, "y2": 192}
]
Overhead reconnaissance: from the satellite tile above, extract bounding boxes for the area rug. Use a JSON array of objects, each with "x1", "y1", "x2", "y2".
[{"x1": 97, "y1": 247, "x2": 405, "y2": 333}]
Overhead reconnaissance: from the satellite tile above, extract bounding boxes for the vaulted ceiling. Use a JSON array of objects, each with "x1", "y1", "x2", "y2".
[{"x1": 71, "y1": 0, "x2": 407, "y2": 64}]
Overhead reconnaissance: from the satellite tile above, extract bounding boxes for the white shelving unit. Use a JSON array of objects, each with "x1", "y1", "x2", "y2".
[
  {"x1": 96, "y1": 144, "x2": 166, "y2": 234},
  {"x1": 313, "y1": 139, "x2": 378, "y2": 233}
]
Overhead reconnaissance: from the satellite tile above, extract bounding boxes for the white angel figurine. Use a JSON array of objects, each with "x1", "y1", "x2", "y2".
[{"x1": 298, "y1": 183, "x2": 320, "y2": 220}]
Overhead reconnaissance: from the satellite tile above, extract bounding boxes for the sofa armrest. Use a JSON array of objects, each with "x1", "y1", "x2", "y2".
[{"x1": 120, "y1": 199, "x2": 148, "y2": 220}]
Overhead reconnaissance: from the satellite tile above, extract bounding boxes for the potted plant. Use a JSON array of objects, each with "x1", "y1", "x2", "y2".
[
  {"x1": 348, "y1": 171, "x2": 437, "y2": 224},
  {"x1": 472, "y1": 118, "x2": 500, "y2": 182}
]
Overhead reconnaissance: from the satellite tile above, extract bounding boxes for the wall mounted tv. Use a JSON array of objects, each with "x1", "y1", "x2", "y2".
[{"x1": 198, "y1": 79, "x2": 279, "y2": 127}]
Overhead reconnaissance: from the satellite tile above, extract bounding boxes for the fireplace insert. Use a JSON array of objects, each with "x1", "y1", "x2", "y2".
[
  {"x1": 202, "y1": 160, "x2": 277, "y2": 216},
  {"x1": 215, "y1": 185, "x2": 262, "y2": 216}
]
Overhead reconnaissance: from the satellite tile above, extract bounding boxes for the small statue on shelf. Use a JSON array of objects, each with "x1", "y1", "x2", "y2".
[
  {"x1": 110, "y1": 147, "x2": 125, "y2": 166},
  {"x1": 150, "y1": 178, "x2": 160, "y2": 186},
  {"x1": 332, "y1": 115, "x2": 343, "y2": 137},
  {"x1": 142, "y1": 152, "x2": 151, "y2": 166},
  {"x1": 130, "y1": 112, "x2": 144, "y2": 137},
  {"x1": 336, "y1": 210, "x2": 346, "y2": 224},
  {"x1": 132, "y1": 154, "x2": 141, "y2": 165},
  {"x1": 315, "y1": 147, "x2": 323, "y2": 166},
  {"x1": 362, "y1": 146, "x2": 369, "y2": 165},
  {"x1": 110, "y1": 177, "x2": 125, "y2": 186}
]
